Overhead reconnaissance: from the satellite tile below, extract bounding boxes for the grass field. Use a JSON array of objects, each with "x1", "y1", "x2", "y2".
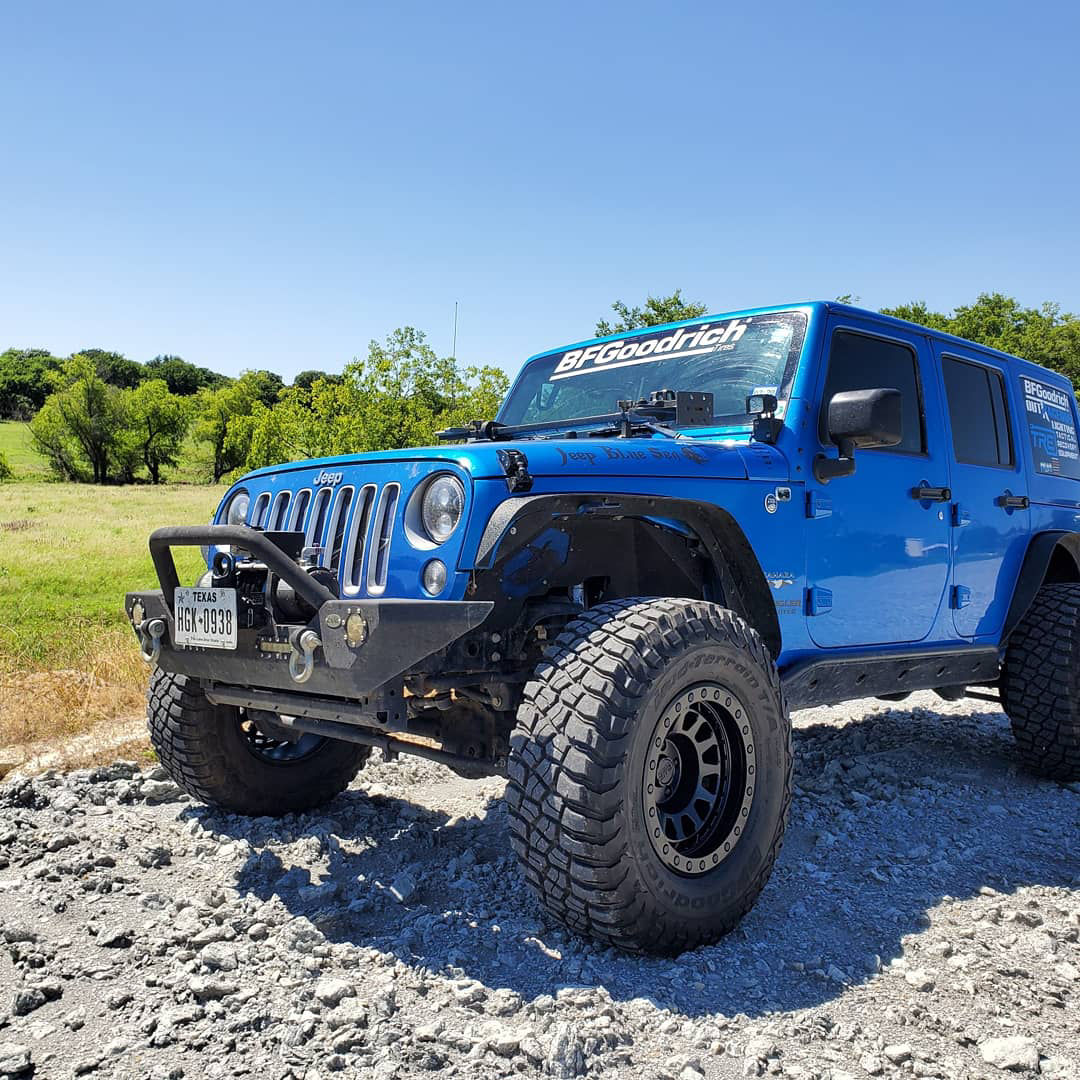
[
  {"x1": 0, "y1": 483, "x2": 223, "y2": 750},
  {"x1": 0, "y1": 420, "x2": 51, "y2": 480}
]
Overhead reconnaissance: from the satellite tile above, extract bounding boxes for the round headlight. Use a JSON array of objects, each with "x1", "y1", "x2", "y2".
[
  {"x1": 225, "y1": 491, "x2": 250, "y2": 526},
  {"x1": 421, "y1": 475, "x2": 465, "y2": 543}
]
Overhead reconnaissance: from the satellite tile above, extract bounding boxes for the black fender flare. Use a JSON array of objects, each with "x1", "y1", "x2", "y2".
[
  {"x1": 470, "y1": 493, "x2": 782, "y2": 658},
  {"x1": 1002, "y1": 531, "x2": 1080, "y2": 641}
]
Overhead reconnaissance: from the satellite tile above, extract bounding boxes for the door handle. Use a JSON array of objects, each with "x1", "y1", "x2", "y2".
[
  {"x1": 912, "y1": 485, "x2": 951, "y2": 502},
  {"x1": 997, "y1": 494, "x2": 1030, "y2": 510}
]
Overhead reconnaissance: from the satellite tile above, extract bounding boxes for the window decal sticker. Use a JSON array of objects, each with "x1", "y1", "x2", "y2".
[{"x1": 1021, "y1": 376, "x2": 1080, "y2": 480}]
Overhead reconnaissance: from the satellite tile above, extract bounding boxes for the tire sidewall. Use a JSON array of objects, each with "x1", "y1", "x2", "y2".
[{"x1": 623, "y1": 637, "x2": 788, "y2": 926}]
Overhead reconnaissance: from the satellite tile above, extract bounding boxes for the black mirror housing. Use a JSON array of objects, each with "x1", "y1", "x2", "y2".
[
  {"x1": 827, "y1": 388, "x2": 903, "y2": 449},
  {"x1": 815, "y1": 388, "x2": 903, "y2": 484}
]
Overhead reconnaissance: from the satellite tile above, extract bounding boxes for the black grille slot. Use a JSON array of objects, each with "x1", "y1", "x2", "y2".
[
  {"x1": 368, "y1": 484, "x2": 400, "y2": 594},
  {"x1": 290, "y1": 489, "x2": 312, "y2": 530},
  {"x1": 327, "y1": 487, "x2": 354, "y2": 570},
  {"x1": 344, "y1": 485, "x2": 376, "y2": 594},
  {"x1": 251, "y1": 492, "x2": 271, "y2": 528},
  {"x1": 307, "y1": 487, "x2": 333, "y2": 548},
  {"x1": 270, "y1": 491, "x2": 291, "y2": 530}
]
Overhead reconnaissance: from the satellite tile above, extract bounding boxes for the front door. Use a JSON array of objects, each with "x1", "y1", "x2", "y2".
[
  {"x1": 805, "y1": 320, "x2": 952, "y2": 647},
  {"x1": 933, "y1": 345, "x2": 1031, "y2": 637}
]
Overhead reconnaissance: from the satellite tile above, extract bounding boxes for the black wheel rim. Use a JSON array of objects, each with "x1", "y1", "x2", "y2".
[
  {"x1": 641, "y1": 682, "x2": 756, "y2": 876},
  {"x1": 238, "y1": 715, "x2": 327, "y2": 765}
]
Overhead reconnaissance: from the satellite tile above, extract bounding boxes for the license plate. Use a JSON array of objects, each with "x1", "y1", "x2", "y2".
[{"x1": 174, "y1": 587, "x2": 237, "y2": 649}]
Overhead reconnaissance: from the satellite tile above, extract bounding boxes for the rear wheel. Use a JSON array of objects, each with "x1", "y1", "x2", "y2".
[
  {"x1": 147, "y1": 668, "x2": 370, "y2": 815},
  {"x1": 505, "y1": 597, "x2": 791, "y2": 954},
  {"x1": 1001, "y1": 583, "x2": 1080, "y2": 780}
]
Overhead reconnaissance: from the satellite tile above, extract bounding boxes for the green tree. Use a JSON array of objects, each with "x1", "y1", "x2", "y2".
[
  {"x1": 78, "y1": 348, "x2": 145, "y2": 389},
  {"x1": 0, "y1": 347, "x2": 63, "y2": 418},
  {"x1": 145, "y1": 355, "x2": 228, "y2": 396},
  {"x1": 0, "y1": 450, "x2": 12, "y2": 482},
  {"x1": 292, "y1": 369, "x2": 343, "y2": 390},
  {"x1": 239, "y1": 329, "x2": 510, "y2": 470},
  {"x1": 30, "y1": 355, "x2": 129, "y2": 483},
  {"x1": 881, "y1": 293, "x2": 1080, "y2": 390},
  {"x1": 595, "y1": 289, "x2": 709, "y2": 337},
  {"x1": 247, "y1": 369, "x2": 286, "y2": 406},
  {"x1": 123, "y1": 379, "x2": 190, "y2": 483},
  {"x1": 192, "y1": 373, "x2": 265, "y2": 481}
]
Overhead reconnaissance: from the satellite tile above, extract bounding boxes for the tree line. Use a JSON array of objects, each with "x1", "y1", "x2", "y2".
[
  {"x1": 0, "y1": 331, "x2": 507, "y2": 484},
  {"x1": 2, "y1": 291, "x2": 1078, "y2": 485}
]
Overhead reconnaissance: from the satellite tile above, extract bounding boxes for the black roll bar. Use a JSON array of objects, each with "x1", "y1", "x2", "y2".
[{"x1": 148, "y1": 525, "x2": 334, "y2": 614}]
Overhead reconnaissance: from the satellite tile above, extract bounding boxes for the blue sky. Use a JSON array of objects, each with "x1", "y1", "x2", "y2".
[{"x1": 2, "y1": 2, "x2": 1078, "y2": 382}]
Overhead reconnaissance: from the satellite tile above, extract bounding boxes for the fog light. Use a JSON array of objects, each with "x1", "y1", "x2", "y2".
[{"x1": 422, "y1": 559, "x2": 448, "y2": 596}]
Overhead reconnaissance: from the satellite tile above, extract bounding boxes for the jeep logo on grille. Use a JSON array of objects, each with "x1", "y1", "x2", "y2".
[{"x1": 313, "y1": 470, "x2": 343, "y2": 486}]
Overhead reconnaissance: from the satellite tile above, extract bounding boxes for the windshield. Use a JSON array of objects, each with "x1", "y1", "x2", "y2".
[{"x1": 498, "y1": 311, "x2": 807, "y2": 428}]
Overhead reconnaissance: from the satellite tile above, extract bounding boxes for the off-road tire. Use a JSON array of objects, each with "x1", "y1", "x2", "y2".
[
  {"x1": 1001, "y1": 583, "x2": 1080, "y2": 780},
  {"x1": 147, "y1": 668, "x2": 370, "y2": 815},
  {"x1": 505, "y1": 597, "x2": 791, "y2": 954}
]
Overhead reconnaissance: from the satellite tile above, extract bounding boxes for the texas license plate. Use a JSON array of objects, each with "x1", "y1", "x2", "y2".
[{"x1": 173, "y1": 587, "x2": 237, "y2": 649}]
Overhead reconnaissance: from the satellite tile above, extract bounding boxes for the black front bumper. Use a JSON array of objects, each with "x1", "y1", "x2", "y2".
[{"x1": 126, "y1": 525, "x2": 492, "y2": 704}]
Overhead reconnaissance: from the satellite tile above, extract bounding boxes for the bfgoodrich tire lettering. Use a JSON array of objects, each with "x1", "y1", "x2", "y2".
[
  {"x1": 1002, "y1": 583, "x2": 1080, "y2": 781},
  {"x1": 505, "y1": 597, "x2": 791, "y2": 954},
  {"x1": 146, "y1": 668, "x2": 370, "y2": 815}
]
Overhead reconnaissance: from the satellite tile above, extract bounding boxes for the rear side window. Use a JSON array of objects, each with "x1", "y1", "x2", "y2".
[
  {"x1": 1020, "y1": 374, "x2": 1080, "y2": 480},
  {"x1": 821, "y1": 331, "x2": 925, "y2": 454},
  {"x1": 942, "y1": 356, "x2": 1013, "y2": 468}
]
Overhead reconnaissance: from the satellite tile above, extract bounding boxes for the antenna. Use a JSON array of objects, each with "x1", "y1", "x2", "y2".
[{"x1": 451, "y1": 301, "x2": 459, "y2": 360}]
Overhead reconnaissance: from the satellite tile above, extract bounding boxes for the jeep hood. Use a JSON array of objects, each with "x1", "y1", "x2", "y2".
[{"x1": 238, "y1": 437, "x2": 788, "y2": 484}]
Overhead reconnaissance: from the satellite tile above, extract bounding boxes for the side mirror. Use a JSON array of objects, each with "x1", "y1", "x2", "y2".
[{"x1": 815, "y1": 388, "x2": 902, "y2": 483}]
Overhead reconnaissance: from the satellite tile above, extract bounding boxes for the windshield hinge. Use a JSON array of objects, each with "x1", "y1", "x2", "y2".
[{"x1": 496, "y1": 448, "x2": 533, "y2": 493}]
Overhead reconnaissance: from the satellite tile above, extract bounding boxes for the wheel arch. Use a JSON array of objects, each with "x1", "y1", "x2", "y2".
[
  {"x1": 1002, "y1": 530, "x2": 1080, "y2": 641},
  {"x1": 470, "y1": 493, "x2": 782, "y2": 658}
]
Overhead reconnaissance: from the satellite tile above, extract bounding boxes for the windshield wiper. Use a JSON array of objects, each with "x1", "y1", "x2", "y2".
[{"x1": 436, "y1": 389, "x2": 715, "y2": 444}]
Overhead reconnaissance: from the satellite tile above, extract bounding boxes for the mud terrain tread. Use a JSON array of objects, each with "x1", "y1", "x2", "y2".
[
  {"x1": 505, "y1": 597, "x2": 791, "y2": 954},
  {"x1": 147, "y1": 668, "x2": 369, "y2": 814},
  {"x1": 1002, "y1": 583, "x2": 1080, "y2": 780}
]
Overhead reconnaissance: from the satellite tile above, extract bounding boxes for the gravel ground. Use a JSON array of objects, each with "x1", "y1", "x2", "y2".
[{"x1": 1, "y1": 691, "x2": 1077, "y2": 1080}]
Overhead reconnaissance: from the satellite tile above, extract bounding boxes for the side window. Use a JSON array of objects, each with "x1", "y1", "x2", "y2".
[
  {"x1": 942, "y1": 356, "x2": 1014, "y2": 468},
  {"x1": 821, "y1": 331, "x2": 925, "y2": 454}
]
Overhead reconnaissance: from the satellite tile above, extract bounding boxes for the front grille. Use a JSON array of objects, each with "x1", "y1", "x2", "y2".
[{"x1": 245, "y1": 479, "x2": 404, "y2": 598}]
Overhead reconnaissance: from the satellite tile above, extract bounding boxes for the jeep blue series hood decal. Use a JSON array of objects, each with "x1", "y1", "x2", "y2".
[{"x1": 236, "y1": 436, "x2": 776, "y2": 485}]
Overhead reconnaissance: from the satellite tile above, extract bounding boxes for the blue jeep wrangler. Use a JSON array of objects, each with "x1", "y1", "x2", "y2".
[{"x1": 127, "y1": 301, "x2": 1080, "y2": 953}]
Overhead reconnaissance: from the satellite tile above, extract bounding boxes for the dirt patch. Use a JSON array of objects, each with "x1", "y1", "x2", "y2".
[{"x1": 0, "y1": 633, "x2": 147, "y2": 750}]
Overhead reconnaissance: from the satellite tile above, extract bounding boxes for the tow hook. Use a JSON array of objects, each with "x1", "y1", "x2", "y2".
[
  {"x1": 139, "y1": 619, "x2": 165, "y2": 665},
  {"x1": 289, "y1": 629, "x2": 322, "y2": 684}
]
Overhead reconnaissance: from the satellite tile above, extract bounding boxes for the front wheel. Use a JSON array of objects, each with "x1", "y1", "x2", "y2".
[
  {"x1": 147, "y1": 668, "x2": 370, "y2": 815},
  {"x1": 505, "y1": 598, "x2": 791, "y2": 954}
]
